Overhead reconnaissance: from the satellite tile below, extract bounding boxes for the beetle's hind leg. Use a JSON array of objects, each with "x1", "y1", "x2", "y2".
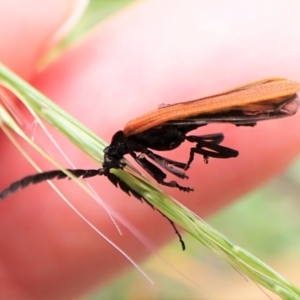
[
  {"x1": 131, "y1": 153, "x2": 193, "y2": 192},
  {"x1": 192, "y1": 133, "x2": 225, "y2": 144},
  {"x1": 185, "y1": 134, "x2": 239, "y2": 170}
]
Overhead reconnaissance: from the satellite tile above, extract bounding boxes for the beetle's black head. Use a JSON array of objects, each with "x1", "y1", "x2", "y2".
[{"x1": 102, "y1": 130, "x2": 129, "y2": 172}]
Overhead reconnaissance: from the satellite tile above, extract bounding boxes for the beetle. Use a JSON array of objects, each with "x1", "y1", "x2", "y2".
[{"x1": 1, "y1": 78, "x2": 299, "y2": 250}]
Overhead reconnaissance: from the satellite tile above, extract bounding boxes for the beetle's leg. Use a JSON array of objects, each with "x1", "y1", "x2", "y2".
[
  {"x1": 146, "y1": 151, "x2": 187, "y2": 169},
  {"x1": 131, "y1": 153, "x2": 193, "y2": 192},
  {"x1": 144, "y1": 150, "x2": 188, "y2": 179},
  {"x1": 194, "y1": 133, "x2": 225, "y2": 144},
  {"x1": 185, "y1": 135, "x2": 239, "y2": 170}
]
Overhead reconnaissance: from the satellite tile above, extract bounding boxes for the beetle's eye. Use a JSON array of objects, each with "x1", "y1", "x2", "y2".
[{"x1": 103, "y1": 147, "x2": 109, "y2": 155}]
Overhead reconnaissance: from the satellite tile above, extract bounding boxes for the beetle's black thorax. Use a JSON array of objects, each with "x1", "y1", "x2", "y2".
[{"x1": 128, "y1": 124, "x2": 199, "y2": 151}]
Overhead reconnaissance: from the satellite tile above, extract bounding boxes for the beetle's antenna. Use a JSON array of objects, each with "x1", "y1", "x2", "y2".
[
  {"x1": 106, "y1": 172, "x2": 186, "y2": 250},
  {"x1": 158, "y1": 211, "x2": 185, "y2": 250},
  {"x1": 0, "y1": 169, "x2": 103, "y2": 200}
]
